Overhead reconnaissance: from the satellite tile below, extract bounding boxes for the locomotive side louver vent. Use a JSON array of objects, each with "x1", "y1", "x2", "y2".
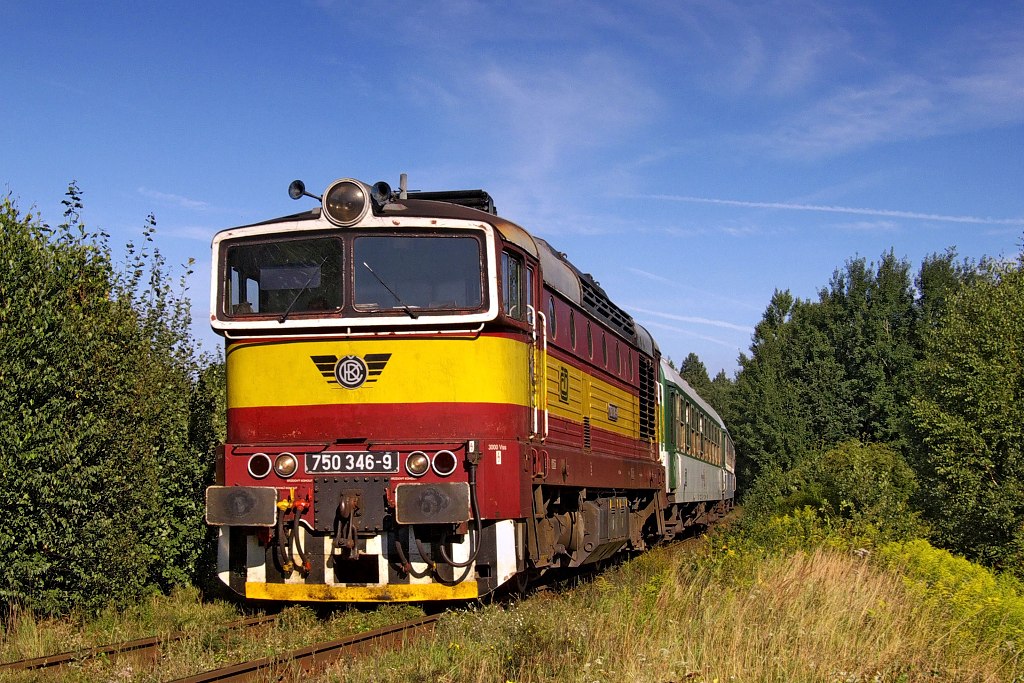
[
  {"x1": 583, "y1": 417, "x2": 592, "y2": 450},
  {"x1": 579, "y1": 278, "x2": 636, "y2": 342},
  {"x1": 639, "y1": 357, "x2": 656, "y2": 442}
]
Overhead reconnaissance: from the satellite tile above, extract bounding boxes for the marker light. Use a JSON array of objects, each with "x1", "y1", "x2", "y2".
[
  {"x1": 323, "y1": 179, "x2": 370, "y2": 226},
  {"x1": 432, "y1": 450, "x2": 459, "y2": 477},
  {"x1": 274, "y1": 452, "x2": 298, "y2": 478},
  {"x1": 406, "y1": 451, "x2": 430, "y2": 477},
  {"x1": 248, "y1": 453, "x2": 272, "y2": 479}
]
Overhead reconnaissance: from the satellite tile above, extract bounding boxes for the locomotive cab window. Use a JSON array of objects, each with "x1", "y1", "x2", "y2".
[
  {"x1": 224, "y1": 236, "x2": 343, "y2": 317},
  {"x1": 354, "y1": 234, "x2": 483, "y2": 313}
]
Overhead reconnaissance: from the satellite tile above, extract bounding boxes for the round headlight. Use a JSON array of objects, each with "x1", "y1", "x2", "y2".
[
  {"x1": 406, "y1": 451, "x2": 430, "y2": 477},
  {"x1": 432, "y1": 450, "x2": 459, "y2": 477},
  {"x1": 274, "y1": 452, "x2": 298, "y2": 478},
  {"x1": 248, "y1": 453, "x2": 272, "y2": 479},
  {"x1": 323, "y1": 179, "x2": 370, "y2": 226}
]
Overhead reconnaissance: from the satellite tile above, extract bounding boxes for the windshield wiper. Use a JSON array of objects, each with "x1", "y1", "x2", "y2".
[
  {"x1": 278, "y1": 256, "x2": 328, "y2": 323},
  {"x1": 362, "y1": 261, "x2": 418, "y2": 319}
]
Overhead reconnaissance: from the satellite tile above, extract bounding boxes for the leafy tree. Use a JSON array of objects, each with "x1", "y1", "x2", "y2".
[
  {"x1": 707, "y1": 369, "x2": 734, "y2": 424},
  {"x1": 913, "y1": 248, "x2": 975, "y2": 345},
  {"x1": 730, "y1": 290, "x2": 810, "y2": 489},
  {"x1": 0, "y1": 185, "x2": 219, "y2": 614},
  {"x1": 825, "y1": 252, "x2": 917, "y2": 446},
  {"x1": 730, "y1": 253, "x2": 922, "y2": 479},
  {"x1": 908, "y1": 256, "x2": 1024, "y2": 572},
  {"x1": 679, "y1": 352, "x2": 712, "y2": 398}
]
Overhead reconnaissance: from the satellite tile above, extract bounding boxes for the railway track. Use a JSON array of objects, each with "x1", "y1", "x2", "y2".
[
  {"x1": 0, "y1": 614, "x2": 278, "y2": 675},
  {"x1": 170, "y1": 613, "x2": 440, "y2": 683},
  {"x1": 1, "y1": 612, "x2": 438, "y2": 682}
]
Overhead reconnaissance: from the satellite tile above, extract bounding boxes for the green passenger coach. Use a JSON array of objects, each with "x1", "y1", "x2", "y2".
[{"x1": 659, "y1": 358, "x2": 735, "y2": 531}]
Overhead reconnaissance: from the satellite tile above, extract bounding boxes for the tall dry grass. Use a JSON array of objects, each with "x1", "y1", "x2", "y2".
[{"x1": 336, "y1": 543, "x2": 1020, "y2": 683}]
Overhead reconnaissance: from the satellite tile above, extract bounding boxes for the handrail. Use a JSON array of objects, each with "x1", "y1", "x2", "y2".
[
  {"x1": 536, "y1": 310, "x2": 548, "y2": 441},
  {"x1": 526, "y1": 305, "x2": 538, "y2": 439}
]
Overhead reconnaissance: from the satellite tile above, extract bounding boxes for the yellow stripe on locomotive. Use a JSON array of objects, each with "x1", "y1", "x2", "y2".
[{"x1": 226, "y1": 335, "x2": 531, "y2": 409}]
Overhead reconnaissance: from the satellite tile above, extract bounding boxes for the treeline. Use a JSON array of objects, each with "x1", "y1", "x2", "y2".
[
  {"x1": 685, "y1": 249, "x2": 1024, "y2": 574},
  {"x1": 0, "y1": 185, "x2": 223, "y2": 614}
]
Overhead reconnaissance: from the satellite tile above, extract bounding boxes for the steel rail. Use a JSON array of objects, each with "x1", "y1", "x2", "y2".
[
  {"x1": 0, "y1": 614, "x2": 278, "y2": 673},
  {"x1": 169, "y1": 613, "x2": 441, "y2": 683}
]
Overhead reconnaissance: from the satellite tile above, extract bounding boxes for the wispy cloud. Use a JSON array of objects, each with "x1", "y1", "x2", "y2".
[
  {"x1": 755, "y1": 27, "x2": 1024, "y2": 158},
  {"x1": 835, "y1": 220, "x2": 900, "y2": 232},
  {"x1": 650, "y1": 194, "x2": 1024, "y2": 226},
  {"x1": 639, "y1": 319, "x2": 743, "y2": 351},
  {"x1": 625, "y1": 270, "x2": 765, "y2": 312},
  {"x1": 626, "y1": 267, "x2": 675, "y2": 286},
  {"x1": 138, "y1": 187, "x2": 209, "y2": 211},
  {"x1": 630, "y1": 306, "x2": 754, "y2": 333}
]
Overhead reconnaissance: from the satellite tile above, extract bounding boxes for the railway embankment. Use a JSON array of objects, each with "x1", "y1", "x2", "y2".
[{"x1": 4, "y1": 511, "x2": 1022, "y2": 682}]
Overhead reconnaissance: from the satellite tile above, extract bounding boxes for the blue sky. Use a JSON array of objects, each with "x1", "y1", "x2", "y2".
[{"x1": 3, "y1": 1, "x2": 1023, "y2": 375}]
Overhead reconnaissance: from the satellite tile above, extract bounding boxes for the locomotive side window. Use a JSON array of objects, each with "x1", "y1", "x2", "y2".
[
  {"x1": 499, "y1": 252, "x2": 524, "y2": 321},
  {"x1": 569, "y1": 311, "x2": 577, "y2": 349},
  {"x1": 354, "y1": 235, "x2": 482, "y2": 312},
  {"x1": 547, "y1": 296, "x2": 557, "y2": 338},
  {"x1": 501, "y1": 251, "x2": 525, "y2": 320},
  {"x1": 526, "y1": 265, "x2": 535, "y2": 313},
  {"x1": 224, "y1": 236, "x2": 343, "y2": 316},
  {"x1": 587, "y1": 323, "x2": 593, "y2": 358}
]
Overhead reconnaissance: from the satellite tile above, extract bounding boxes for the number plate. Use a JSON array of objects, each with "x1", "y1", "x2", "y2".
[{"x1": 306, "y1": 451, "x2": 400, "y2": 474}]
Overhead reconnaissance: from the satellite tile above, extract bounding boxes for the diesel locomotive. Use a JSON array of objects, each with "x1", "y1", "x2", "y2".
[{"x1": 205, "y1": 176, "x2": 735, "y2": 602}]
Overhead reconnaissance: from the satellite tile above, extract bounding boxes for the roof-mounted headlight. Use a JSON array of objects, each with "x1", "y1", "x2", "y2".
[{"x1": 323, "y1": 178, "x2": 370, "y2": 226}]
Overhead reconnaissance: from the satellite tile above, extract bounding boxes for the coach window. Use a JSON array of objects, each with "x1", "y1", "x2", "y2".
[
  {"x1": 685, "y1": 403, "x2": 692, "y2": 453},
  {"x1": 501, "y1": 251, "x2": 524, "y2": 320},
  {"x1": 547, "y1": 296, "x2": 557, "y2": 338},
  {"x1": 569, "y1": 310, "x2": 577, "y2": 349}
]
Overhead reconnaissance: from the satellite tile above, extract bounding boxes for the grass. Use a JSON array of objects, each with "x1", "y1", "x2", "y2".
[
  {"x1": 331, "y1": 532, "x2": 1022, "y2": 683},
  {"x1": 0, "y1": 587, "x2": 422, "y2": 682},
  {"x1": 4, "y1": 516, "x2": 1023, "y2": 682}
]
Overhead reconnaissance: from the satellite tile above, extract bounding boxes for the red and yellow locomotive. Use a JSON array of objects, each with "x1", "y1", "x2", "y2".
[{"x1": 205, "y1": 176, "x2": 726, "y2": 602}]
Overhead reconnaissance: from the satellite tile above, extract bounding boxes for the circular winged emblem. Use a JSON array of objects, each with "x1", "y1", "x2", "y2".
[{"x1": 334, "y1": 355, "x2": 368, "y2": 389}]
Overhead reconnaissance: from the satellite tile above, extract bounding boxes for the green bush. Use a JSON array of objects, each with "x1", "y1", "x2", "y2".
[
  {"x1": 0, "y1": 187, "x2": 219, "y2": 614},
  {"x1": 877, "y1": 538, "x2": 1024, "y2": 651},
  {"x1": 740, "y1": 440, "x2": 923, "y2": 546}
]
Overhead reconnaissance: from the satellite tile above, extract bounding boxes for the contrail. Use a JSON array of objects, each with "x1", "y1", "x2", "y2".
[
  {"x1": 652, "y1": 195, "x2": 1024, "y2": 226},
  {"x1": 630, "y1": 306, "x2": 753, "y2": 333}
]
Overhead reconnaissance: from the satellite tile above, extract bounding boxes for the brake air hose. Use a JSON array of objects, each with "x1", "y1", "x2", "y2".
[
  {"x1": 275, "y1": 507, "x2": 293, "y2": 572},
  {"x1": 290, "y1": 505, "x2": 308, "y2": 571},
  {"x1": 439, "y1": 461, "x2": 482, "y2": 568},
  {"x1": 394, "y1": 533, "x2": 434, "y2": 579}
]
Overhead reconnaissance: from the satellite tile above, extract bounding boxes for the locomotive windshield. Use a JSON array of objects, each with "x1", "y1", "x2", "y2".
[
  {"x1": 220, "y1": 231, "x2": 486, "y2": 320},
  {"x1": 354, "y1": 235, "x2": 482, "y2": 311},
  {"x1": 225, "y1": 236, "x2": 344, "y2": 316}
]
